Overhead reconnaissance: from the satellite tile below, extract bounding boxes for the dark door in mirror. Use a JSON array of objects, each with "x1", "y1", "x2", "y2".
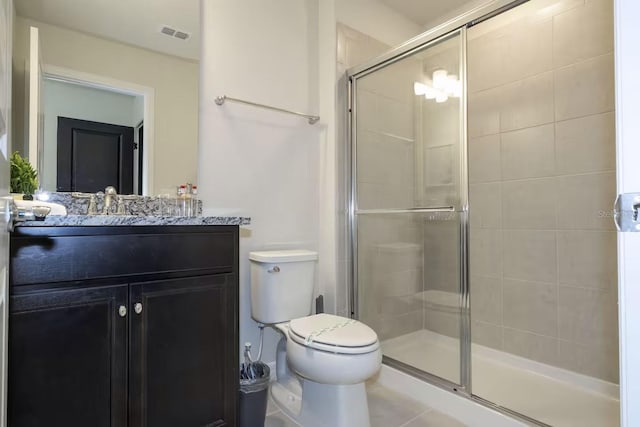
[{"x1": 57, "y1": 117, "x2": 134, "y2": 193}]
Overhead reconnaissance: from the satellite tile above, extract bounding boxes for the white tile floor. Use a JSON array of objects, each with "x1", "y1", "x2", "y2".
[{"x1": 264, "y1": 382, "x2": 467, "y2": 427}]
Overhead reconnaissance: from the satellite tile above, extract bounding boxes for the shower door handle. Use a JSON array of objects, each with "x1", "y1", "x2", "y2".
[{"x1": 614, "y1": 193, "x2": 640, "y2": 232}]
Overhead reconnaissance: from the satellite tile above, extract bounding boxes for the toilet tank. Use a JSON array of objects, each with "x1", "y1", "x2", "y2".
[{"x1": 249, "y1": 250, "x2": 318, "y2": 324}]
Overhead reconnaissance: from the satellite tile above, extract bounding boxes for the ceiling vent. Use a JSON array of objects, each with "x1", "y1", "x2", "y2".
[{"x1": 160, "y1": 25, "x2": 191, "y2": 41}]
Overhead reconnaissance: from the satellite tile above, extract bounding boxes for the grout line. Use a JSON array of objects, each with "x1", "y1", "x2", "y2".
[
  {"x1": 397, "y1": 408, "x2": 433, "y2": 427},
  {"x1": 468, "y1": 50, "x2": 614, "y2": 95},
  {"x1": 468, "y1": 108, "x2": 616, "y2": 141}
]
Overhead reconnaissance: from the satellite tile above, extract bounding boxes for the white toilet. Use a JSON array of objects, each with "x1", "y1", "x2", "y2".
[{"x1": 249, "y1": 250, "x2": 382, "y2": 427}]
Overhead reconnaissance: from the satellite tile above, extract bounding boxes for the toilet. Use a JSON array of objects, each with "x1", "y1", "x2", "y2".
[{"x1": 249, "y1": 250, "x2": 382, "y2": 427}]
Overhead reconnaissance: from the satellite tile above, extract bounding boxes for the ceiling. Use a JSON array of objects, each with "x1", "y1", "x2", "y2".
[
  {"x1": 380, "y1": 0, "x2": 478, "y2": 26},
  {"x1": 15, "y1": 0, "x2": 479, "y2": 62},
  {"x1": 15, "y1": 0, "x2": 200, "y2": 61}
]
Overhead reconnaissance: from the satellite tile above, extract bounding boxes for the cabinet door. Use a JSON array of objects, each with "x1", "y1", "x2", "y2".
[
  {"x1": 8, "y1": 284, "x2": 128, "y2": 427},
  {"x1": 129, "y1": 274, "x2": 238, "y2": 427}
]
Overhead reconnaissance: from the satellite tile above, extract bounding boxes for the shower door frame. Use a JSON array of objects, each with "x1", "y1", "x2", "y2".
[
  {"x1": 346, "y1": 1, "x2": 549, "y2": 425},
  {"x1": 348, "y1": 27, "x2": 470, "y2": 391}
]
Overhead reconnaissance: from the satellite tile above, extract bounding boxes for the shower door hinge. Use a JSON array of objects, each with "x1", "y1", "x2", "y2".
[{"x1": 614, "y1": 193, "x2": 640, "y2": 232}]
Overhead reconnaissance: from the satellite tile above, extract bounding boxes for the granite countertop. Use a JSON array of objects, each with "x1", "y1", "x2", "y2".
[{"x1": 15, "y1": 215, "x2": 251, "y2": 227}]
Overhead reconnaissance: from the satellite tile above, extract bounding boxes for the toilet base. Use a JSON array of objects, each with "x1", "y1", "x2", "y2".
[{"x1": 271, "y1": 378, "x2": 371, "y2": 427}]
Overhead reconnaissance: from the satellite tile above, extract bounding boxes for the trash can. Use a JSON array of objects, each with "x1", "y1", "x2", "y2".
[{"x1": 239, "y1": 362, "x2": 270, "y2": 427}]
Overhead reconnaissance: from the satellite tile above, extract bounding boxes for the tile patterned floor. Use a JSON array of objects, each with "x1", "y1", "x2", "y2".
[{"x1": 264, "y1": 382, "x2": 467, "y2": 427}]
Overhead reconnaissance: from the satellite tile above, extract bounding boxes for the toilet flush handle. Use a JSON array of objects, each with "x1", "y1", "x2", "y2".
[{"x1": 268, "y1": 266, "x2": 281, "y2": 273}]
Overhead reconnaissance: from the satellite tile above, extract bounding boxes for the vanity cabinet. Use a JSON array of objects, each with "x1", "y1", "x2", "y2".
[{"x1": 8, "y1": 226, "x2": 239, "y2": 427}]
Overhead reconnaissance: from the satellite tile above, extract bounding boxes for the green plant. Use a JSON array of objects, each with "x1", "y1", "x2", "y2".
[{"x1": 10, "y1": 151, "x2": 38, "y2": 195}]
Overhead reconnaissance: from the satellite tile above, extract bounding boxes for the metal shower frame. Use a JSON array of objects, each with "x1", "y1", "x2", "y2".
[{"x1": 346, "y1": 0, "x2": 546, "y2": 425}]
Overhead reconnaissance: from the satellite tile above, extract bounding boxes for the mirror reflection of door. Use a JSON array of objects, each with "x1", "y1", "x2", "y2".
[
  {"x1": 42, "y1": 77, "x2": 144, "y2": 194},
  {"x1": 56, "y1": 117, "x2": 134, "y2": 194}
]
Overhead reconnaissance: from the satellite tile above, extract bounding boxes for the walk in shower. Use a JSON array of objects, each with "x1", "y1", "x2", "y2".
[{"x1": 347, "y1": 0, "x2": 619, "y2": 425}]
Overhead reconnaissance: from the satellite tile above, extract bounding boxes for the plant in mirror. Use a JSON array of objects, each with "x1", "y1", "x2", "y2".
[
  {"x1": 10, "y1": 151, "x2": 38, "y2": 200},
  {"x1": 11, "y1": 0, "x2": 200, "y2": 196}
]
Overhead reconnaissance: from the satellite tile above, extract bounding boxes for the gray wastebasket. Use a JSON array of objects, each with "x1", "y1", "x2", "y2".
[{"x1": 239, "y1": 363, "x2": 270, "y2": 427}]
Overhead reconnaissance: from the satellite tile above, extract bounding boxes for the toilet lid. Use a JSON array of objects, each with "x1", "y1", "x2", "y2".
[{"x1": 288, "y1": 313, "x2": 378, "y2": 349}]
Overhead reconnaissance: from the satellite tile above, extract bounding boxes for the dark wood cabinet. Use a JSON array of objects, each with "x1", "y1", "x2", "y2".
[
  {"x1": 129, "y1": 275, "x2": 237, "y2": 427},
  {"x1": 8, "y1": 226, "x2": 239, "y2": 427},
  {"x1": 8, "y1": 284, "x2": 128, "y2": 427}
]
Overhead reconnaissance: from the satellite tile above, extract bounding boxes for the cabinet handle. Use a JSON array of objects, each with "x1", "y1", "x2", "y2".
[
  {"x1": 118, "y1": 305, "x2": 127, "y2": 317},
  {"x1": 134, "y1": 302, "x2": 143, "y2": 315}
]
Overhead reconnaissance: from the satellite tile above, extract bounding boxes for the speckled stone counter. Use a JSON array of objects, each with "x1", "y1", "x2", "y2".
[
  {"x1": 15, "y1": 215, "x2": 251, "y2": 227},
  {"x1": 45, "y1": 192, "x2": 203, "y2": 216}
]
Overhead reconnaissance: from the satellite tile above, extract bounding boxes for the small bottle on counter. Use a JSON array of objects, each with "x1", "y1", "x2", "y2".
[
  {"x1": 177, "y1": 184, "x2": 187, "y2": 216},
  {"x1": 191, "y1": 185, "x2": 198, "y2": 217}
]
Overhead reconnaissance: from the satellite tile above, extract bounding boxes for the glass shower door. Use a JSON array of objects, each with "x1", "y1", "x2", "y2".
[{"x1": 351, "y1": 31, "x2": 467, "y2": 386}]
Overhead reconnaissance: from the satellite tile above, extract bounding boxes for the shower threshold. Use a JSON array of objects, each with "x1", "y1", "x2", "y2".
[{"x1": 382, "y1": 330, "x2": 619, "y2": 427}]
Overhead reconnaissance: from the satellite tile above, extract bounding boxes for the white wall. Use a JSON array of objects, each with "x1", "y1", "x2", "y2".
[
  {"x1": 199, "y1": 0, "x2": 320, "y2": 362},
  {"x1": 41, "y1": 79, "x2": 141, "y2": 191},
  {"x1": 336, "y1": 0, "x2": 423, "y2": 47},
  {"x1": 12, "y1": 16, "x2": 199, "y2": 194}
]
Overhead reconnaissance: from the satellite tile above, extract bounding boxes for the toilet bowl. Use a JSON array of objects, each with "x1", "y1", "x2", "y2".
[
  {"x1": 249, "y1": 250, "x2": 382, "y2": 427},
  {"x1": 270, "y1": 314, "x2": 381, "y2": 427},
  {"x1": 286, "y1": 313, "x2": 381, "y2": 385}
]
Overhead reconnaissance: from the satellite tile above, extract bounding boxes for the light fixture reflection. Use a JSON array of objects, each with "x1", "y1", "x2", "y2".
[{"x1": 414, "y1": 69, "x2": 462, "y2": 103}]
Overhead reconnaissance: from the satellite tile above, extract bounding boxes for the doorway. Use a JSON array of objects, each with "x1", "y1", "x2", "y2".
[
  {"x1": 41, "y1": 65, "x2": 155, "y2": 195},
  {"x1": 56, "y1": 117, "x2": 135, "y2": 194}
]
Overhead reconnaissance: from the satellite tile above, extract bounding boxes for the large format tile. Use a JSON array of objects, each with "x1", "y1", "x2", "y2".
[
  {"x1": 469, "y1": 134, "x2": 501, "y2": 184},
  {"x1": 357, "y1": 89, "x2": 378, "y2": 133},
  {"x1": 468, "y1": 32, "x2": 506, "y2": 92},
  {"x1": 555, "y1": 112, "x2": 616, "y2": 175},
  {"x1": 502, "y1": 17, "x2": 553, "y2": 84},
  {"x1": 469, "y1": 182, "x2": 502, "y2": 229},
  {"x1": 367, "y1": 384, "x2": 430, "y2": 427},
  {"x1": 557, "y1": 339, "x2": 619, "y2": 383},
  {"x1": 557, "y1": 230, "x2": 617, "y2": 289},
  {"x1": 424, "y1": 310, "x2": 460, "y2": 340},
  {"x1": 468, "y1": 87, "x2": 501, "y2": 138},
  {"x1": 471, "y1": 320, "x2": 503, "y2": 349},
  {"x1": 503, "y1": 327, "x2": 558, "y2": 365},
  {"x1": 402, "y1": 409, "x2": 467, "y2": 427},
  {"x1": 470, "y1": 275, "x2": 502, "y2": 325},
  {"x1": 503, "y1": 279, "x2": 558, "y2": 337},
  {"x1": 423, "y1": 221, "x2": 460, "y2": 292},
  {"x1": 469, "y1": 228, "x2": 502, "y2": 278},
  {"x1": 501, "y1": 124, "x2": 555, "y2": 180},
  {"x1": 378, "y1": 95, "x2": 415, "y2": 140},
  {"x1": 422, "y1": 98, "x2": 461, "y2": 146},
  {"x1": 556, "y1": 172, "x2": 616, "y2": 230},
  {"x1": 555, "y1": 53, "x2": 615, "y2": 121},
  {"x1": 503, "y1": 229, "x2": 557, "y2": 283},
  {"x1": 553, "y1": 0, "x2": 614, "y2": 67},
  {"x1": 558, "y1": 286, "x2": 618, "y2": 348},
  {"x1": 502, "y1": 178, "x2": 557, "y2": 230},
  {"x1": 500, "y1": 71, "x2": 554, "y2": 132},
  {"x1": 425, "y1": 145, "x2": 454, "y2": 186}
]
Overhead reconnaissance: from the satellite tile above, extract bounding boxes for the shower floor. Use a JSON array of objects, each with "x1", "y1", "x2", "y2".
[{"x1": 382, "y1": 330, "x2": 619, "y2": 427}]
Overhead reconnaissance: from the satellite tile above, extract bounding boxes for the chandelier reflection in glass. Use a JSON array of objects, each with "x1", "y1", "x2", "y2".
[{"x1": 414, "y1": 69, "x2": 461, "y2": 103}]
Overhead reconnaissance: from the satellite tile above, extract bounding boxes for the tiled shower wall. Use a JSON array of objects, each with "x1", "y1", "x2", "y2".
[
  {"x1": 467, "y1": 0, "x2": 618, "y2": 383},
  {"x1": 337, "y1": 24, "x2": 426, "y2": 341},
  {"x1": 417, "y1": 38, "x2": 465, "y2": 340},
  {"x1": 338, "y1": 0, "x2": 618, "y2": 384}
]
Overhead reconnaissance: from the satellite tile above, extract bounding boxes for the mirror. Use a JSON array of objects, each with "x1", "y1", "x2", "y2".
[{"x1": 11, "y1": 0, "x2": 200, "y2": 196}]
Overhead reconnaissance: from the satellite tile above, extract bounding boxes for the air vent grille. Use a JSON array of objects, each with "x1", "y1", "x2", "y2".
[{"x1": 160, "y1": 25, "x2": 191, "y2": 41}]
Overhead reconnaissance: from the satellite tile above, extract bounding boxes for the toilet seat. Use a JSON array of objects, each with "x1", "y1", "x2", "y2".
[{"x1": 288, "y1": 313, "x2": 380, "y2": 355}]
